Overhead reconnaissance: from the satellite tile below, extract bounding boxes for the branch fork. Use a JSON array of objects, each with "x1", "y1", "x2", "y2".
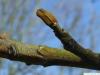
[{"x1": 0, "y1": 9, "x2": 99, "y2": 70}]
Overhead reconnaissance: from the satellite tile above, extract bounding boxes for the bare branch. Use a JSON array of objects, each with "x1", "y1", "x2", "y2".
[
  {"x1": 0, "y1": 8, "x2": 100, "y2": 70},
  {"x1": 0, "y1": 34, "x2": 99, "y2": 70},
  {"x1": 36, "y1": 8, "x2": 100, "y2": 66}
]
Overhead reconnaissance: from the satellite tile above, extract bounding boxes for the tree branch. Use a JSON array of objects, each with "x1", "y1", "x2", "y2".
[
  {"x1": 0, "y1": 8, "x2": 100, "y2": 70},
  {"x1": 36, "y1": 8, "x2": 100, "y2": 67},
  {"x1": 0, "y1": 35, "x2": 99, "y2": 70}
]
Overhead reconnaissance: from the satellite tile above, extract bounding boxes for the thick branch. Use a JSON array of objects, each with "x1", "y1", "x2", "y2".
[
  {"x1": 0, "y1": 37, "x2": 99, "y2": 70},
  {"x1": 36, "y1": 8, "x2": 100, "y2": 65}
]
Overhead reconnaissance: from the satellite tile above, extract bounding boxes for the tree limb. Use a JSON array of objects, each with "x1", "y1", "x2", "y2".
[
  {"x1": 0, "y1": 35, "x2": 99, "y2": 70},
  {"x1": 0, "y1": 8, "x2": 100, "y2": 70},
  {"x1": 36, "y1": 8, "x2": 100, "y2": 68}
]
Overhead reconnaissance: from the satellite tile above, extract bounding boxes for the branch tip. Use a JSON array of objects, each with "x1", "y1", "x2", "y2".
[{"x1": 36, "y1": 8, "x2": 58, "y2": 26}]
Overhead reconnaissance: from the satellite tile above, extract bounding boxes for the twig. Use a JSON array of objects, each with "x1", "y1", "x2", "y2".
[{"x1": 36, "y1": 8, "x2": 100, "y2": 65}]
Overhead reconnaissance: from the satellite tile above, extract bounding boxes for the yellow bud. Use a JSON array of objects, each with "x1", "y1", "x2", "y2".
[{"x1": 36, "y1": 8, "x2": 58, "y2": 26}]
